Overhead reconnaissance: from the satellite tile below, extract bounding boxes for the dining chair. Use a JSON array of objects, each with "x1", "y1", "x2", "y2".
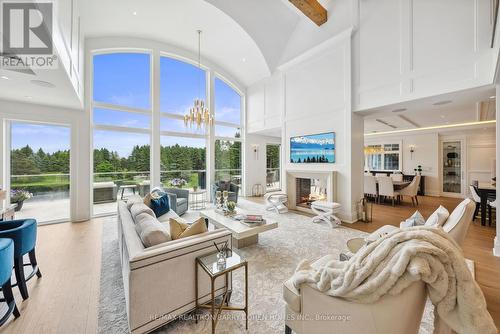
[
  {"x1": 375, "y1": 173, "x2": 387, "y2": 177},
  {"x1": 469, "y1": 185, "x2": 482, "y2": 221},
  {"x1": 391, "y1": 173, "x2": 403, "y2": 182},
  {"x1": 0, "y1": 238, "x2": 20, "y2": 326},
  {"x1": 364, "y1": 175, "x2": 377, "y2": 200},
  {"x1": 0, "y1": 219, "x2": 42, "y2": 300},
  {"x1": 377, "y1": 176, "x2": 397, "y2": 206},
  {"x1": 396, "y1": 175, "x2": 420, "y2": 206}
]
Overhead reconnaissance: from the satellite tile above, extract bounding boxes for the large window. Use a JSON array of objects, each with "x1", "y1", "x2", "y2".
[
  {"x1": 266, "y1": 144, "x2": 281, "y2": 192},
  {"x1": 10, "y1": 122, "x2": 71, "y2": 223},
  {"x1": 92, "y1": 53, "x2": 152, "y2": 216},
  {"x1": 92, "y1": 52, "x2": 243, "y2": 216},
  {"x1": 214, "y1": 77, "x2": 242, "y2": 189},
  {"x1": 364, "y1": 143, "x2": 401, "y2": 171}
]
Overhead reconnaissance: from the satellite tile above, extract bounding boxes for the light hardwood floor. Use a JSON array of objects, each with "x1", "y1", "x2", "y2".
[{"x1": 0, "y1": 196, "x2": 498, "y2": 333}]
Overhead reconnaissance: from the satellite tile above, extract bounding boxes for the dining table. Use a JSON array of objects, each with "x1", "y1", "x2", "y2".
[
  {"x1": 477, "y1": 182, "x2": 496, "y2": 226},
  {"x1": 375, "y1": 179, "x2": 411, "y2": 190}
]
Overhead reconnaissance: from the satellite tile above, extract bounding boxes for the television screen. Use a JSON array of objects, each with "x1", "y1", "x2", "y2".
[{"x1": 290, "y1": 132, "x2": 335, "y2": 163}]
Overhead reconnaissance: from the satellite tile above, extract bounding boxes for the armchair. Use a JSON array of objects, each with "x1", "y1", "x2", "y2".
[
  {"x1": 163, "y1": 188, "x2": 189, "y2": 216},
  {"x1": 211, "y1": 181, "x2": 239, "y2": 204},
  {"x1": 284, "y1": 255, "x2": 426, "y2": 334}
]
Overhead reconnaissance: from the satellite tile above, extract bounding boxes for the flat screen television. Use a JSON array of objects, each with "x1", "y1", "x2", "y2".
[{"x1": 290, "y1": 132, "x2": 335, "y2": 163}]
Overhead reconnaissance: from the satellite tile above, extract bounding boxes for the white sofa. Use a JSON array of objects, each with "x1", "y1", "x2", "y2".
[
  {"x1": 117, "y1": 200, "x2": 232, "y2": 333},
  {"x1": 283, "y1": 255, "x2": 426, "y2": 334}
]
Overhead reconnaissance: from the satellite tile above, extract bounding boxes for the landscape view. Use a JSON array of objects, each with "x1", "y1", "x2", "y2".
[{"x1": 290, "y1": 132, "x2": 335, "y2": 163}]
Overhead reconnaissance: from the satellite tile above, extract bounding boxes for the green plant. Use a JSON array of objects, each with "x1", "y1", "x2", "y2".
[
  {"x1": 10, "y1": 189, "x2": 33, "y2": 202},
  {"x1": 227, "y1": 201, "x2": 236, "y2": 212}
]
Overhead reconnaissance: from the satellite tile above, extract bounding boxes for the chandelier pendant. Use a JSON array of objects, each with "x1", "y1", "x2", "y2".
[{"x1": 184, "y1": 30, "x2": 214, "y2": 130}]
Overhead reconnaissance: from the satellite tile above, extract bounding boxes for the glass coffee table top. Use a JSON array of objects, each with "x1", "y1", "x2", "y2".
[{"x1": 197, "y1": 251, "x2": 245, "y2": 276}]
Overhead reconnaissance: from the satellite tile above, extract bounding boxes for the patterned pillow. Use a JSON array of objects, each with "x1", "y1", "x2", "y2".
[
  {"x1": 425, "y1": 205, "x2": 450, "y2": 227},
  {"x1": 400, "y1": 210, "x2": 426, "y2": 228}
]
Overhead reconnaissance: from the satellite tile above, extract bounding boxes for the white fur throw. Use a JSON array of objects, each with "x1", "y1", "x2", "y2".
[{"x1": 291, "y1": 226, "x2": 496, "y2": 334}]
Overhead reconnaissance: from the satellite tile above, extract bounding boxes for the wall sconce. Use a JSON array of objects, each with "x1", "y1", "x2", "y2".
[
  {"x1": 252, "y1": 144, "x2": 259, "y2": 160},
  {"x1": 409, "y1": 145, "x2": 416, "y2": 160}
]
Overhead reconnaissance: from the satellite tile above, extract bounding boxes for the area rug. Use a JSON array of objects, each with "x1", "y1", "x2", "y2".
[{"x1": 98, "y1": 198, "x2": 434, "y2": 333}]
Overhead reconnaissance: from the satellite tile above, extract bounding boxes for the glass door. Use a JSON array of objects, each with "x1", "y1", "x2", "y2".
[
  {"x1": 266, "y1": 144, "x2": 281, "y2": 192},
  {"x1": 442, "y1": 141, "x2": 463, "y2": 195},
  {"x1": 10, "y1": 122, "x2": 71, "y2": 223}
]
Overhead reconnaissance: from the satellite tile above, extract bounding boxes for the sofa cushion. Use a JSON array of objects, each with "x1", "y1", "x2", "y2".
[
  {"x1": 400, "y1": 210, "x2": 425, "y2": 228},
  {"x1": 425, "y1": 205, "x2": 449, "y2": 227},
  {"x1": 137, "y1": 217, "x2": 171, "y2": 247},
  {"x1": 443, "y1": 198, "x2": 470, "y2": 233},
  {"x1": 150, "y1": 193, "x2": 170, "y2": 217},
  {"x1": 169, "y1": 217, "x2": 207, "y2": 240},
  {"x1": 126, "y1": 195, "x2": 143, "y2": 210},
  {"x1": 130, "y1": 202, "x2": 155, "y2": 221},
  {"x1": 177, "y1": 197, "x2": 188, "y2": 207}
]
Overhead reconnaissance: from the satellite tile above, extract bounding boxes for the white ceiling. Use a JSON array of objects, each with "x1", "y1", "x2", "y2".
[
  {"x1": 81, "y1": 0, "x2": 272, "y2": 87},
  {"x1": 360, "y1": 86, "x2": 497, "y2": 134}
]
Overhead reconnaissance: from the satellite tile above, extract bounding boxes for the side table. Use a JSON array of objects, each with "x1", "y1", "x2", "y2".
[
  {"x1": 195, "y1": 251, "x2": 248, "y2": 334},
  {"x1": 190, "y1": 190, "x2": 207, "y2": 210}
]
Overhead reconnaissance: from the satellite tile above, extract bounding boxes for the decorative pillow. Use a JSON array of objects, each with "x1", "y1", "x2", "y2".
[
  {"x1": 137, "y1": 218, "x2": 171, "y2": 247},
  {"x1": 150, "y1": 193, "x2": 170, "y2": 217},
  {"x1": 400, "y1": 210, "x2": 425, "y2": 228},
  {"x1": 443, "y1": 198, "x2": 471, "y2": 233},
  {"x1": 169, "y1": 217, "x2": 208, "y2": 240},
  {"x1": 425, "y1": 205, "x2": 450, "y2": 227},
  {"x1": 143, "y1": 192, "x2": 161, "y2": 208},
  {"x1": 130, "y1": 202, "x2": 156, "y2": 221}
]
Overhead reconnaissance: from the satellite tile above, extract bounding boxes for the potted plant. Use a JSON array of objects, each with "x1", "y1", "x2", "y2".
[
  {"x1": 10, "y1": 189, "x2": 33, "y2": 211},
  {"x1": 169, "y1": 178, "x2": 187, "y2": 188}
]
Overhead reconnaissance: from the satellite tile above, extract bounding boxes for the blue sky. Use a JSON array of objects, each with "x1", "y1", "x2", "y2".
[{"x1": 12, "y1": 53, "x2": 241, "y2": 157}]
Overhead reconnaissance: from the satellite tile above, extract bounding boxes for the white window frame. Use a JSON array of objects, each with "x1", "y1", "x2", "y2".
[{"x1": 364, "y1": 141, "x2": 403, "y2": 172}]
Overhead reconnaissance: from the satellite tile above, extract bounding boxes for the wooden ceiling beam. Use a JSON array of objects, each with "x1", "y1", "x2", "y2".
[{"x1": 289, "y1": 0, "x2": 328, "y2": 26}]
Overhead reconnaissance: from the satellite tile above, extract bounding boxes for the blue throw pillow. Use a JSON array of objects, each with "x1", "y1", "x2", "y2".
[{"x1": 150, "y1": 193, "x2": 170, "y2": 217}]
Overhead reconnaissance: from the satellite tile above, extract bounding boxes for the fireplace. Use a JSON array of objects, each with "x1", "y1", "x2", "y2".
[
  {"x1": 295, "y1": 178, "x2": 327, "y2": 209},
  {"x1": 286, "y1": 170, "x2": 336, "y2": 214}
]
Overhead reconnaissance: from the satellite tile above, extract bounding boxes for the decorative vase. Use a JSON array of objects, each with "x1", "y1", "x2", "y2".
[
  {"x1": 216, "y1": 251, "x2": 227, "y2": 270},
  {"x1": 14, "y1": 200, "x2": 23, "y2": 212}
]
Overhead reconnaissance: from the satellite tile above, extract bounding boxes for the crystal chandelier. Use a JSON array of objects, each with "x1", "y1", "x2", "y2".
[{"x1": 184, "y1": 30, "x2": 214, "y2": 129}]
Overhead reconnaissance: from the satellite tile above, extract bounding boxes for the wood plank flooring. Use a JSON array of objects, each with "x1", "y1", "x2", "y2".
[{"x1": 0, "y1": 196, "x2": 498, "y2": 333}]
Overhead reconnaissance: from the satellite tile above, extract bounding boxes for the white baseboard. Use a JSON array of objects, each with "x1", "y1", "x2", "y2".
[{"x1": 493, "y1": 237, "x2": 500, "y2": 257}]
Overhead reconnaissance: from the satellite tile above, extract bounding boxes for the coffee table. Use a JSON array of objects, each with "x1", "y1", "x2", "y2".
[{"x1": 200, "y1": 209, "x2": 278, "y2": 248}]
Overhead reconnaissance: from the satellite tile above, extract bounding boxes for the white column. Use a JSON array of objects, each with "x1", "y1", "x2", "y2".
[
  {"x1": 151, "y1": 51, "x2": 161, "y2": 187},
  {"x1": 494, "y1": 84, "x2": 500, "y2": 256},
  {"x1": 206, "y1": 70, "x2": 216, "y2": 201}
]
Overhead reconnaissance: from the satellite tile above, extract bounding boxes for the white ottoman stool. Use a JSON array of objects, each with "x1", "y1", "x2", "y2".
[
  {"x1": 265, "y1": 193, "x2": 288, "y2": 214},
  {"x1": 311, "y1": 201, "x2": 342, "y2": 227}
]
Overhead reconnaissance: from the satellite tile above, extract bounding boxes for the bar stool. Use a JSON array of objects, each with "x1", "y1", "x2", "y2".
[
  {"x1": 0, "y1": 238, "x2": 20, "y2": 326},
  {"x1": 0, "y1": 219, "x2": 42, "y2": 300}
]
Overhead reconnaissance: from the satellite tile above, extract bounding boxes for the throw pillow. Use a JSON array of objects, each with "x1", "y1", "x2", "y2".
[
  {"x1": 400, "y1": 210, "x2": 425, "y2": 228},
  {"x1": 130, "y1": 202, "x2": 156, "y2": 221},
  {"x1": 425, "y1": 205, "x2": 450, "y2": 227},
  {"x1": 138, "y1": 218, "x2": 171, "y2": 247},
  {"x1": 150, "y1": 193, "x2": 170, "y2": 217},
  {"x1": 169, "y1": 217, "x2": 208, "y2": 240},
  {"x1": 143, "y1": 191, "x2": 161, "y2": 208},
  {"x1": 443, "y1": 198, "x2": 471, "y2": 233}
]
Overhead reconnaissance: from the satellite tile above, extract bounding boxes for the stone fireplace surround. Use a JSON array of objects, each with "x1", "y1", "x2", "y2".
[{"x1": 286, "y1": 170, "x2": 337, "y2": 214}]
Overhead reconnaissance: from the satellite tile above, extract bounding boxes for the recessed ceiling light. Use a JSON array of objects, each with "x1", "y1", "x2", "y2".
[
  {"x1": 241, "y1": 58, "x2": 246, "y2": 62},
  {"x1": 432, "y1": 100, "x2": 453, "y2": 106},
  {"x1": 391, "y1": 108, "x2": 407, "y2": 113},
  {"x1": 440, "y1": 115, "x2": 445, "y2": 119},
  {"x1": 132, "y1": 11, "x2": 137, "y2": 16},
  {"x1": 490, "y1": 95, "x2": 496, "y2": 99},
  {"x1": 0, "y1": 75, "x2": 9, "y2": 80},
  {"x1": 24, "y1": 96, "x2": 33, "y2": 99},
  {"x1": 30, "y1": 79, "x2": 55, "y2": 88}
]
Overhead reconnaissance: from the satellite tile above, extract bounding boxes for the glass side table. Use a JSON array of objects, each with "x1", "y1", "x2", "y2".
[
  {"x1": 195, "y1": 250, "x2": 248, "y2": 334},
  {"x1": 190, "y1": 190, "x2": 207, "y2": 210}
]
